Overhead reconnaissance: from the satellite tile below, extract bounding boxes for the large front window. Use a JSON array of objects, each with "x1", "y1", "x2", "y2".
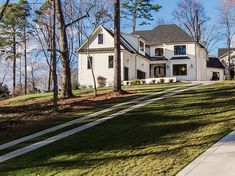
[
  {"x1": 174, "y1": 45, "x2": 186, "y2": 55},
  {"x1": 173, "y1": 64, "x2": 187, "y2": 76},
  {"x1": 155, "y1": 48, "x2": 164, "y2": 56},
  {"x1": 137, "y1": 70, "x2": 146, "y2": 79}
]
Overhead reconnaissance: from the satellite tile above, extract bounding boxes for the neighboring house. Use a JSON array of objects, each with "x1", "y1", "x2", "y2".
[
  {"x1": 218, "y1": 48, "x2": 235, "y2": 76},
  {"x1": 77, "y1": 24, "x2": 224, "y2": 87}
]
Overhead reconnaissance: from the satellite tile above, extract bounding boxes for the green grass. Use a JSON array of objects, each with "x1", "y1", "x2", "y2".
[
  {"x1": 0, "y1": 83, "x2": 185, "y2": 145},
  {"x1": 2, "y1": 81, "x2": 234, "y2": 175},
  {"x1": 4, "y1": 83, "x2": 186, "y2": 104}
]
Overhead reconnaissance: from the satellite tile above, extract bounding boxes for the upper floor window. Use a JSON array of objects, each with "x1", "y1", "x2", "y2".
[
  {"x1": 108, "y1": 56, "x2": 114, "y2": 68},
  {"x1": 139, "y1": 41, "x2": 145, "y2": 52},
  {"x1": 155, "y1": 48, "x2": 164, "y2": 56},
  {"x1": 87, "y1": 56, "x2": 93, "y2": 69},
  {"x1": 174, "y1": 45, "x2": 186, "y2": 55},
  {"x1": 98, "y1": 34, "x2": 103, "y2": 44}
]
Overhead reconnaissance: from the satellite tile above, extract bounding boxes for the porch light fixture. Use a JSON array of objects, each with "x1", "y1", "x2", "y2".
[
  {"x1": 142, "y1": 63, "x2": 144, "y2": 67},
  {"x1": 166, "y1": 65, "x2": 169, "y2": 69},
  {"x1": 190, "y1": 64, "x2": 193, "y2": 68}
]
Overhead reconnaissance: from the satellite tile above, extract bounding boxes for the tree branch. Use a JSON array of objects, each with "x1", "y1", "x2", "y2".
[{"x1": 0, "y1": 0, "x2": 10, "y2": 21}]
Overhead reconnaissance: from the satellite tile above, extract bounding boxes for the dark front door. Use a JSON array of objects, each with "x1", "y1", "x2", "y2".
[
  {"x1": 124, "y1": 67, "x2": 129, "y2": 81},
  {"x1": 154, "y1": 64, "x2": 166, "y2": 78}
]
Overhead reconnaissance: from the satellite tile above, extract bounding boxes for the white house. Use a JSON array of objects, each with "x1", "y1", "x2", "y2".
[
  {"x1": 219, "y1": 48, "x2": 235, "y2": 77},
  {"x1": 77, "y1": 24, "x2": 224, "y2": 87}
]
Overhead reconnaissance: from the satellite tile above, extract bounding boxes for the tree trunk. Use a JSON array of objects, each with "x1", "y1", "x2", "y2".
[
  {"x1": 52, "y1": 0, "x2": 58, "y2": 112},
  {"x1": 114, "y1": 0, "x2": 122, "y2": 92},
  {"x1": 24, "y1": 26, "x2": 27, "y2": 95},
  {"x1": 55, "y1": 0, "x2": 73, "y2": 98},
  {"x1": 87, "y1": 38, "x2": 97, "y2": 96},
  {"x1": 12, "y1": 33, "x2": 16, "y2": 97},
  {"x1": 48, "y1": 62, "x2": 52, "y2": 92},
  {"x1": 132, "y1": 0, "x2": 137, "y2": 32}
]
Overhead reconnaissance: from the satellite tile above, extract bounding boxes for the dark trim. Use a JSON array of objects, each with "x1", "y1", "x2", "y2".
[{"x1": 170, "y1": 56, "x2": 190, "y2": 60}]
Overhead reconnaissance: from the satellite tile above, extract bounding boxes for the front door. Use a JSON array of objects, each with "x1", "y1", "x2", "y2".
[
  {"x1": 124, "y1": 67, "x2": 129, "y2": 81},
  {"x1": 154, "y1": 65, "x2": 166, "y2": 78}
]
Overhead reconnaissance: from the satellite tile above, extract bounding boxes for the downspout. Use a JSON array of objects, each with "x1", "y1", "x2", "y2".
[{"x1": 195, "y1": 43, "x2": 198, "y2": 81}]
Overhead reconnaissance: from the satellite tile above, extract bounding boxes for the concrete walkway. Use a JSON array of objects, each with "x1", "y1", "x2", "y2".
[
  {"x1": 177, "y1": 131, "x2": 235, "y2": 176},
  {"x1": 0, "y1": 84, "x2": 200, "y2": 163}
]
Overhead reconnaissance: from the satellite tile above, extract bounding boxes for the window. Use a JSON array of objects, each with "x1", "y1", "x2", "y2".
[
  {"x1": 155, "y1": 48, "x2": 164, "y2": 56},
  {"x1": 137, "y1": 70, "x2": 146, "y2": 79},
  {"x1": 87, "y1": 57, "x2": 93, "y2": 69},
  {"x1": 108, "y1": 56, "x2": 114, "y2": 68},
  {"x1": 98, "y1": 34, "x2": 103, "y2": 44},
  {"x1": 139, "y1": 41, "x2": 144, "y2": 52},
  {"x1": 173, "y1": 64, "x2": 187, "y2": 76},
  {"x1": 174, "y1": 45, "x2": 186, "y2": 55}
]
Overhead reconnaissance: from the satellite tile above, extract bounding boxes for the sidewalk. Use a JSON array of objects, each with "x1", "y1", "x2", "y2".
[{"x1": 177, "y1": 131, "x2": 235, "y2": 176}]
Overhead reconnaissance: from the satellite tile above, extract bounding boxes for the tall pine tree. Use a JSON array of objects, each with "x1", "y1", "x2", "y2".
[{"x1": 121, "y1": 0, "x2": 161, "y2": 32}]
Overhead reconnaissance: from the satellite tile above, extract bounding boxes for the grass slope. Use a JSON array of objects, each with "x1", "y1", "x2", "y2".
[{"x1": 1, "y1": 81, "x2": 235, "y2": 175}]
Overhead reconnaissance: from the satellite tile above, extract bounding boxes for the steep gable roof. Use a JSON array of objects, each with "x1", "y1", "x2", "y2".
[
  {"x1": 132, "y1": 24, "x2": 196, "y2": 45},
  {"x1": 218, "y1": 48, "x2": 235, "y2": 58},
  {"x1": 207, "y1": 57, "x2": 225, "y2": 69}
]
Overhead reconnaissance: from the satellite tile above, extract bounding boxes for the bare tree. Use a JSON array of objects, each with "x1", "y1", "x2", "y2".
[
  {"x1": 172, "y1": 0, "x2": 209, "y2": 42},
  {"x1": 55, "y1": 0, "x2": 95, "y2": 98},
  {"x1": 218, "y1": 0, "x2": 235, "y2": 78}
]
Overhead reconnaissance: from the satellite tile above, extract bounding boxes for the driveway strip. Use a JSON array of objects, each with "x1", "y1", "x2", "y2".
[
  {"x1": 0, "y1": 84, "x2": 200, "y2": 163},
  {"x1": 0, "y1": 85, "x2": 189, "y2": 151}
]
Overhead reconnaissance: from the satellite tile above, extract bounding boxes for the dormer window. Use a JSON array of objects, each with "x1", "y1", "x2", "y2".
[
  {"x1": 174, "y1": 45, "x2": 186, "y2": 55},
  {"x1": 139, "y1": 41, "x2": 145, "y2": 52},
  {"x1": 98, "y1": 34, "x2": 103, "y2": 44},
  {"x1": 155, "y1": 48, "x2": 164, "y2": 56}
]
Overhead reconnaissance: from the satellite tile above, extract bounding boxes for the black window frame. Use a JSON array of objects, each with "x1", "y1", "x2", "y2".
[
  {"x1": 174, "y1": 45, "x2": 186, "y2": 55},
  {"x1": 108, "y1": 55, "x2": 114, "y2": 68},
  {"x1": 87, "y1": 56, "x2": 93, "y2": 69},
  {"x1": 139, "y1": 41, "x2": 145, "y2": 52},
  {"x1": 137, "y1": 70, "x2": 146, "y2": 79},
  {"x1": 155, "y1": 48, "x2": 164, "y2": 56},
  {"x1": 98, "y1": 33, "x2": 103, "y2": 44},
  {"x1": 173, "y1": 64, "x2": 187, "y2": 76}
]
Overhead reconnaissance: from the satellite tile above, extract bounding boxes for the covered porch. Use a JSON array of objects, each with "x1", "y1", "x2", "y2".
[{"x1": 150, "y1": 63, "x2": 167, "y2": 78}]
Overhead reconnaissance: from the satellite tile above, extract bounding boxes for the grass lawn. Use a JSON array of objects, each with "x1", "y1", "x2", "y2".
[
  {"x1": 0, "y1": 81, "x2": 235, "y2": 175},
  {"x1": 0, "y1": 83, "x2": 185, "y2": 145}
]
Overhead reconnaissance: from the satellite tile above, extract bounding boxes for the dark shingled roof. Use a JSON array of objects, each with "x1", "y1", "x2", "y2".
[
  {"x1": 170, "y1": 56, "x2": 191, "y2": 60},
  {"x1": 132, "y1": 24, "x2": 196, "y2": 45},
  {"x1": 218, "y1": 48, "x2": 235, "y2": 58},
  {"x1": 207, "y1": 57, "x2": 225, "y2": 69}
]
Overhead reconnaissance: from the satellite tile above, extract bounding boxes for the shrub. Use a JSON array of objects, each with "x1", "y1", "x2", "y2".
[
  {"x1": 0, "y1": 84, "x2": 10, "y2": 99},
  {"x1": 97, "y1": 76, "x2": 107, "y2": 87},
  {"x1": 151, "y1": 79, "x2": 156, "y2": 84},
  {"x1": 141, "y1": 80, "x2": 146, "y2": 84},
  {"x1": 72, "y1": 82, "x2": 79, "y2": 90},
  {"x1": 130, "y1": 79, "x2": 140, "y2": 85},
  {"x1": 169, "y1": 79, "x2": 174, "y2": 83},
  {"x1": 160, "y1": 79, "x2": 165, "y2": 84}
]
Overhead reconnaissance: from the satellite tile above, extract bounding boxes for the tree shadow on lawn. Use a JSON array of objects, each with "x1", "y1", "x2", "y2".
[{"x1": 0, "y1": 103, "x2": 234, "y2": 175}]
